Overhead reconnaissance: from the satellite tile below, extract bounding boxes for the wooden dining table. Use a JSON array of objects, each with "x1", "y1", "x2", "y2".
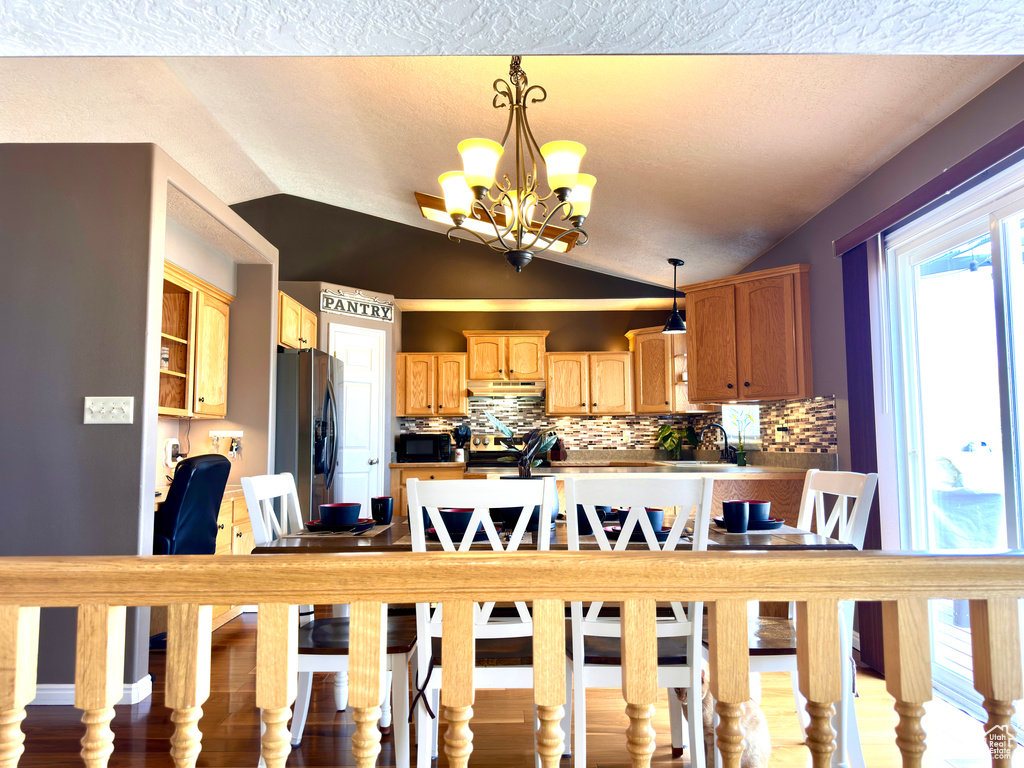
[{"x1": 252, "y1": 518, "x2": 855, "y2": 554}]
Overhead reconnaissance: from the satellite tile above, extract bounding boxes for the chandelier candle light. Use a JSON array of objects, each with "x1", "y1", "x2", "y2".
[{"x1": 417, "y1": 56, "x2": 595, "y2": 272}]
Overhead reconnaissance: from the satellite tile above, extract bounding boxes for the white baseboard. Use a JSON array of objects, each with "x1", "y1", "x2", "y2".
[{"x1": 33, "y1": 675, "x2": 153, "y2": 706}]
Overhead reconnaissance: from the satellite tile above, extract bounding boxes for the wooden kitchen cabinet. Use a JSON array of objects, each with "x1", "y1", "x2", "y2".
[
  {"x1": 464, "y1": 331, "x2": 547, "y2": 381},
  {"x1": 390, "y1": 465, "x2": 466, "y2": 517},
  {"x1": 625, "y1": 327, "x2": 718, "y2": 414},
  {"x1": 278, "y1": 291, "x2": 317, "y2": 349},
  {"x1": 159, "y1": 262, "x2": 234, "y2": 419},
  {"x1": 589, "y1": 352, "x2": 633, "y2": 415},
  {"x1": 684, "y1": 264, "x2": 812, "y2": 402},
  {"x1": 193, "y1": 290, "x2": 230, "y2": 417},
  {"x1": 210, "y1": 492, "x2": 252, "y2": 629},
  {"x1": 546, "y1": 354, "x2": 589, "y2": 415},
  {"x1": 299, "y1": 305, "x2": 318, "y2": 349},
  {"x1": 395, "y1": 353, "x2": 468, "y2": 416},
  {"x1": 545, "y1": 352, "x2": 632, "y2": 415}
]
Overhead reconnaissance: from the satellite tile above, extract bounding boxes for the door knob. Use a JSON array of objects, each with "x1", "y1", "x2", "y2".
[{"x1": 367, "y1": 458, "x2": 379, "y2": 465}]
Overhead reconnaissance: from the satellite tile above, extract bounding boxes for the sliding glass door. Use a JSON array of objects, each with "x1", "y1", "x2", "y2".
[{"x1": 885, "y1": 165, "x2": 1024, "y2": 723}]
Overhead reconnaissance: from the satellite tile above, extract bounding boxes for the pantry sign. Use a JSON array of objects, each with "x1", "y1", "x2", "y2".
[{"x1": 320, "y1": 289, "x2": 394, "y2": 323}]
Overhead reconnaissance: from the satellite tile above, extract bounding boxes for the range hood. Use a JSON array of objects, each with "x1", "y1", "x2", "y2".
[{"x1": 468, "y1": 380, "x2": 546, "y2": 398}]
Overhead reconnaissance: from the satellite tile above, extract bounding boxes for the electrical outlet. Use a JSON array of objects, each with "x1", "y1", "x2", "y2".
[
  {"x1": 84, "y1": 396, "x2": 134, "y2": 424},
  {"x1": 775, "y1": 426, "x2": 790, "y2": 444}
]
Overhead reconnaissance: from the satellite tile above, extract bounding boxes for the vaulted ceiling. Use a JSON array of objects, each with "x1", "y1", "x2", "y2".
[{"x1": 1, "y1": 3, "x2": 1021, "y2": 287}]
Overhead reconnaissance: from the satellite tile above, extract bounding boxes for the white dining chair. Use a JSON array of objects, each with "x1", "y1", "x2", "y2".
[
  {"x1": 564, "y1": 474, "x2": 715, "y2": 768},
  {"x1": 241, "y1": 473, "x2": 414, "y2": 767},
  {"x1": 740, "y1": 468, "x2": 878, "y2": 768},
  {"x1": 406, "y1": 476, "x2": 571, "y2": 768}
]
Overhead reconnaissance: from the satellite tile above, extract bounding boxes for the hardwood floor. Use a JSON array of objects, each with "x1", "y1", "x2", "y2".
[{"x1": 19, "y1": 614, "x2": 1004, "y2": 767}]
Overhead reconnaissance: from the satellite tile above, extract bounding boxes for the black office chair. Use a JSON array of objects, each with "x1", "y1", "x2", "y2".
[{"x1": 153, "y1": 454, "x2": 231, "y2": 555}]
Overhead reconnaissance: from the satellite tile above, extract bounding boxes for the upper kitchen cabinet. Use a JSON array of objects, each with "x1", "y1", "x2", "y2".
[
  {"x1": 396, "y1": 353, "x2": 468, "y2": 417},
  {"x1": 278, "y1": 291, "x2": 317, "y2": 349},
  {"x1": 684, "y1": 264, "x2": 812, "y2": 402},
  {"x1": 545, "y1": 352, "x2": 632, "y2": 416},
  {"x1": 159, "y1": 262, "x2": 234, "y2": 419},
  {"x1": 464, "y1": 331, "x2": 548, "y2": 381},
  {"x1": 625, "y1": 327, "x2": 717, "y2": 414},
  {"x1": 545, "y1": 353, "x2": 589, "y2": 415}
]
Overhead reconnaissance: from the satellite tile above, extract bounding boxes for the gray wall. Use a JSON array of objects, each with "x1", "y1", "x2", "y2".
[
  {"x1": 743, "y1": 64, "x2": 1024, "y2": 471},
  {"x1": 0, "y1": 144, "x2": 157, "y2": 684}
]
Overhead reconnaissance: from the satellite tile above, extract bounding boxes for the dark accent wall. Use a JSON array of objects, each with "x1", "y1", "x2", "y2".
[
  {"x1": 0, "y1": 144, "x2": 157, "y2": 684},
  {"x1": 742, "y1": 63, "x2": 1024, "y2": 473},
  {"x1": 232, "y1": 194, "x2": 673, "y2": 300},
  {"x1": 401, "y1": 310, "x2": 669, "y2": 353}
]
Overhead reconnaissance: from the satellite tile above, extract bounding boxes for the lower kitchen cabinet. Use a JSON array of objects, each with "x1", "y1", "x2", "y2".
[
  {"x1": 211, "y1": 490, "x2": 253, "y2": 629},
  {"x1": 390, "y1": 465, "x2": 466, "y2": 517}
]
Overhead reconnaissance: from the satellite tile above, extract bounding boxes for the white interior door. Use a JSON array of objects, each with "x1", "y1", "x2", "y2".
[{"x1": 330, "y1": 324, "x2": 386, "y2": 510}]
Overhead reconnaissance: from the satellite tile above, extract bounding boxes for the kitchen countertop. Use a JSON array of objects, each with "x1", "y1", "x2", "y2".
[{"x1": 389, "y1": 462, "x2": 467, "y2": 469}]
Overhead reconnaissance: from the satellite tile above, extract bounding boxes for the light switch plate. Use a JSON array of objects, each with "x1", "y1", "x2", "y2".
[{"x1": 84, "y1": 396, "x2": 135, "y2": 424}]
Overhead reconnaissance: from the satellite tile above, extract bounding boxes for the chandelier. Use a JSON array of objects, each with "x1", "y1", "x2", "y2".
[{"x1": 416, "y1": 56, "x2": 595, "y2": 272}]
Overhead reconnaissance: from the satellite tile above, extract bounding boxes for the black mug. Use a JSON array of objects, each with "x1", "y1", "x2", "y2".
[
  {"x1": 371, "y1": 497, "x2": 394, "y2": 525},
  {"x1": 722, "y1": 500, "x2": 749, "y2": 533}
]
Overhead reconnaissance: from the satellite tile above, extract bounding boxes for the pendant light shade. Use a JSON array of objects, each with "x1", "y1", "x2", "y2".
[{"x1": 662, "y1": 258, "x2": 686, "y2": 335}]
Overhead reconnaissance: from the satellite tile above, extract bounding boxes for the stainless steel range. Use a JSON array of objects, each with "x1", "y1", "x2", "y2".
[{"x1": 466, "y1": 433, "x2": 552, "y2": 469}]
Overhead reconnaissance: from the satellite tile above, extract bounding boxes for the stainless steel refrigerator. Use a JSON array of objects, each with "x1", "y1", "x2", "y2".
[{"x1": 276, "y1": 349, "x2": 343, "y2": 521}]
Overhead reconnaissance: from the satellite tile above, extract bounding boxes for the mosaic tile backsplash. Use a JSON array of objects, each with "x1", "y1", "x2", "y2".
[{"x1": 398, "y1": 396, "x2": 837, "y2": 453}]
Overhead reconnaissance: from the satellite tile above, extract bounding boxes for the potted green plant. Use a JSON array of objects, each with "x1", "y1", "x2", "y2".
[
  {"x1": 732, "y1": 411, "x2": 754, "y2": 466},
  {"x1": 655, "y1": 424, "x2": 697, "y2": 460},
  {"x1": 484, "y1": 412, "x2": 558, "y2": 478}
]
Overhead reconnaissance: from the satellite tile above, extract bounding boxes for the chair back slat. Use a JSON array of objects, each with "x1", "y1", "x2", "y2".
[
  {"x1": 565, "y1": 474, "x2": 714, "y2": 639},
  {"x1": 407, "y1": 478, "x2": 556, "y2": 642},
  {"x1": 240, "y1": 473, "x2": 304, "y2": 545},
  {"x1": 796, "y1": 469, "x2": 879, "y2": 549}
]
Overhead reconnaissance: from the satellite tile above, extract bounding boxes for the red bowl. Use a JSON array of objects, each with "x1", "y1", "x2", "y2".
[{"x1": 319, "y1": 503, "x2": 361, "y2": 526}]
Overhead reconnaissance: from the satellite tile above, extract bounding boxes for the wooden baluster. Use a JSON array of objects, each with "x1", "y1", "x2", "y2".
[
  {"x1": 75, "y1": 605, "x2": 126, "y2": 768},
  {"x1": 882, "y1": 599, "x2": 931, "y2": 766},
  {"x1": 348, "y1": 602, "x2": 385, "y2": 768},
  {"x1": 621, "y1": 598, "x2": 657, "y2": 768},
  {"x1": 708, "y1": 599, "x2": 749, "y2": 768},
  {"x1": 165, "y1": 604, "x2": 212, "y2": 768},
  {"x1": 532, "y1": 599, "x2": 566, "y2": 768},
  {"x1": 441, "y1": 600, "x2": 475, "y2": 768},
  {"x1": 256, "y1": 604, "x2": 297, "y2": 768},
  {"x1": 796, "y1": 599, "x2": 842, "y2": 768},
  {"x1": 969, "y1": 598, "x2": 1023, "y2": 768},
  {"x1": 0, "y1": 606, "x2": 39, "y2": 768}
]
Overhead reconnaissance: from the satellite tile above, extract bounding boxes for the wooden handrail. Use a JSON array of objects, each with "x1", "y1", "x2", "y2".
[
  {"x1": 0, "y1": 551, "x2": 1023, "y2": 605},
  {"x1": 1, "y1": 550, "x2": 1022, "y2": 768}
]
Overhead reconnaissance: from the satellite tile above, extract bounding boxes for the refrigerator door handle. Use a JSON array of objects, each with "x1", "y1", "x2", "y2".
[{"x1": 324, "y1": 378, "x2": 340, "y2": 491}]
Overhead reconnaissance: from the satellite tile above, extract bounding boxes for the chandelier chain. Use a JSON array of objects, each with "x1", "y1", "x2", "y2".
[{"x1": 509, "y1": 55, "x2": 525, "y2": 85}]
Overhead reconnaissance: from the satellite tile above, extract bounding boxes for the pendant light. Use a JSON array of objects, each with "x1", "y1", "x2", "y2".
[{"x1": 662, "y1": 258, "x2": 686, "y2": 334}]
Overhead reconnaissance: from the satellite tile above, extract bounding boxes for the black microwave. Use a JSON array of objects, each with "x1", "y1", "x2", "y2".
[{"x1": 397, "y1": 433, "x2": 451, "y2": 463}]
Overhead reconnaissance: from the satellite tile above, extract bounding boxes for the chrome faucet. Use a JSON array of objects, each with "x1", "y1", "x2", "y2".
[{"x1": 699, "y1": 422, "x2": 737, "y2": 464}]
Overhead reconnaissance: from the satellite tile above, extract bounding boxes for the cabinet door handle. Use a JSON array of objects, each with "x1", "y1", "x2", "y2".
[
  {"x1": 430, "y1": 475, "x2": 435, "y2": 480},
  {"x1": 218, "y1": 523, "x2": 225, "y2": 530},
  {"x1": 744, "y1": 381, "x2": 750, "y2": 387},
  {"x1": 665, "y1": 400, "x2": 670, "y2": 405},
  {"x1": 592, "y1": 402, "x2": 597, "y2": 407},
  {"x1": 438, "y1": 405, "x2": 444, "y2": 410},
  {"x1": 198, "y1": 397, "x2": 205, "y2": 402},
  {"x1": 499, "y1": 368, "x2": 504, "y2": 373},
  {"x1": 580, "y1": 403, "x2": 586, "y2": 407},
  {"x1": 726, "y1": 383, "x2": 733, "y2": 389},
  {"x1": 510, "y1": 369, "x2": 514, "y2": 374},
  {"x1": 236, "y1": 531, "x2": 243, "y2": 538}
]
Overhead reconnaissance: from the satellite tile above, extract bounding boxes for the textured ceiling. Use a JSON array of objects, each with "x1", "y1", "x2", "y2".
[
  {"x1": 0, "y1": 55, "x2": 1019, "y2": 287},
  {"x1": 3, "y1": 0, "x2": 1024, "y2": 56}
]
